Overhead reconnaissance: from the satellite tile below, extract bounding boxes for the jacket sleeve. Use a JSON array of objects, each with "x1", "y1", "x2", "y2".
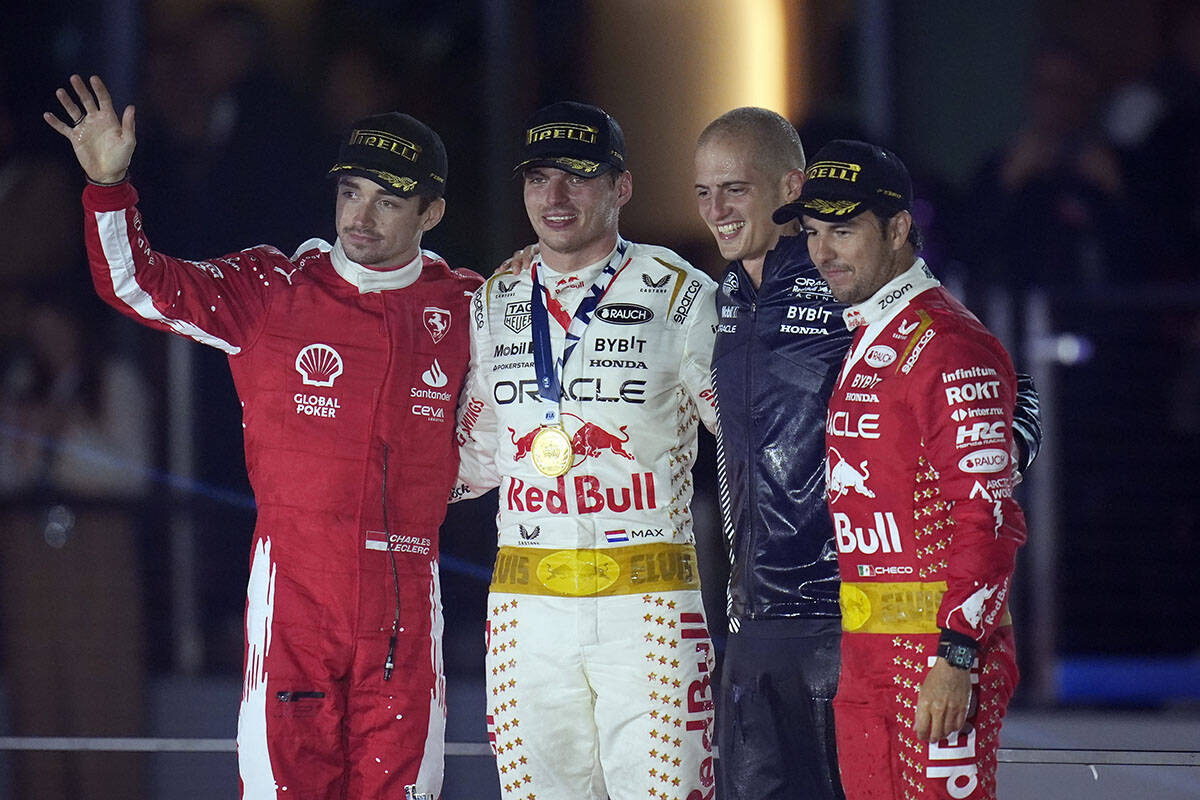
[
  {"x1": 679, "y1": 277, "x2": 720, "y2": 434},
  {"x1": 914, "y1": 331, "x2": 1027, "y2": 644},
  {"x1": 451, "y1": 283, "x2": 502, "y2": 502},
  {"x1": 1012, "y1": 373, "x2": 1042, "y2": 473},
  {"x1": 82, "y1": 181, "x2": 284, "y2": 353}
]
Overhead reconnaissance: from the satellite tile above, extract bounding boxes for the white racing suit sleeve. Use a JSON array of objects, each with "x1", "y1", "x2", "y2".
[
  {"x1": 451, "y1": 284, "x2": 501, "y2": 503},
  {"x1": 680, "y1": 279, "x2": 720, "y2": 434}
]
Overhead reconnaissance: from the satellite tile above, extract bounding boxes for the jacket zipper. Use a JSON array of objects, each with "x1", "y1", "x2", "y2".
[{"x1": 381, "y1": 442, "x2": 400, "y2": 680}]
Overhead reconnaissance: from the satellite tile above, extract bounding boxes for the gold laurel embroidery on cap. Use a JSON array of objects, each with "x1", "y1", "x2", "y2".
[
  {"x1": 802, "y1": 198, "x2": 862, "y2": 216},
  {"x1": 371, "y1": 171, "x2": 418, "y2": 192},
  {"x1": 554, "y1": 157, "x2": 600, "y2": 174}
]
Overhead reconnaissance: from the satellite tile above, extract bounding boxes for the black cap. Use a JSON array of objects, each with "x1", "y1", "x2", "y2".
[
  {"x1": 513, "y1": 101, "x2": 626, "y2": 177},
  {"x1": 328, "y1": 112, "x2": 447, "y2": 198},
  {"x1": 773, "y1": 139, "x2": 912, "y2": 224}
]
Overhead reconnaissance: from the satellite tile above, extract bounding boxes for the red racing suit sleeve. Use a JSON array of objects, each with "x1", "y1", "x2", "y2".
[
  {"x1": 82, "y1": 181, "x2": 287, "y2": 354},
  {"x1": 913, "y1": 330, "x2": 1028, "y2": 645}
]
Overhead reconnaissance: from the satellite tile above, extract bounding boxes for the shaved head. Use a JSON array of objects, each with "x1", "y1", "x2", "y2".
[{"x1": 697, "y1": 107, "x2": 805, "y2": 182}]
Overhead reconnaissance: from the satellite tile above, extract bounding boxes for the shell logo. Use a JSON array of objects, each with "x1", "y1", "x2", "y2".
[
  {"x1": 295, "y1": 343, "x2": 344, "y2": 387},
  {"x1": 536, "y1": 550, "x2": 620, "y2": 596}
]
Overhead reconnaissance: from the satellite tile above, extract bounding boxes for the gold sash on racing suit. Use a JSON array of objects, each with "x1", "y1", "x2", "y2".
[
  {"x1": 840, "y1": 580, "x2": 1011, "y2": 634},
  {"x1": 491, "y1": 543, "x2": 699, "y2": 597}
]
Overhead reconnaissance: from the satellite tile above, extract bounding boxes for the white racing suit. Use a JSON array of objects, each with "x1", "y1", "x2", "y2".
[{"x1": 453, "y1": 240, "x2": 720, "y2": 800}]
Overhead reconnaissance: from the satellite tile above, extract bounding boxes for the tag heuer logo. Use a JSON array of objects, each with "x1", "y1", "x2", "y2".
[{"x1": 504, "y1": 301, "x2": 532, "y2": 333}]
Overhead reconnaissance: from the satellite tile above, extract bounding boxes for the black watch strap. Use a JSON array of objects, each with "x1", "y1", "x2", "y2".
[{"x1": 937, "y1": 628, "x2": 978, "y2": 670}]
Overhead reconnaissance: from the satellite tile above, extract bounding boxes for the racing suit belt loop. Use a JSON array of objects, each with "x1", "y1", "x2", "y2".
[
  {"x1": 491, "y1": 543, "x2": 700, "y2": 597},
  {"x1": 839, "y1": 580, "x2": 1011, "y2": 634}
]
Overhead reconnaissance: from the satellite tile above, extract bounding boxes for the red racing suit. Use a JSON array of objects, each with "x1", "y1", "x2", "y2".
[
  {"x1": 824, "y1": 260, "x2": 1026, "y2": 800},
  {"x1": 452, "y1": 241, "x2": 720, "y2": 800},
  {"x1": 82, "y1": 181, "x2": 480, "y2": 800}
]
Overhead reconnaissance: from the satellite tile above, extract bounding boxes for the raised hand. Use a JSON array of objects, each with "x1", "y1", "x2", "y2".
[{"x1": 43, "y1": 74, "x2": 136, "y2": 185}]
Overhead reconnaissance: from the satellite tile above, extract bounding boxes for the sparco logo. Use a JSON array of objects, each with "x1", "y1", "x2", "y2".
[
  {"x1": 672, "y1": 279, "x2": 702, "y2": 323},
  {"x1": 900, "y1": 328, "x2": 936, "y2": 374},
  {"x1": 504, "y1": 301, "x2": 532, "y2": 333},
  {"x1": 596, "y1": 304, "x2": 653, "y2": 325},
  {"x1": 472, "y1": 293, "x2": 485, "y2": 330},
  {"x1": 295, "y1": 344, "x2": 343, "y2": 387}
]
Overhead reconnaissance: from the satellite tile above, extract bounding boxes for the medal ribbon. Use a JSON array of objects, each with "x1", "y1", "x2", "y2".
[{"x1": 530, "y1": 240, "x2": 630, "y2": 425}]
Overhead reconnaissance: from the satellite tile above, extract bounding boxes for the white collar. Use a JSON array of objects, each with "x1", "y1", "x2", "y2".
[
  {"x1": 327, "y1": 238, "x2": 429, "y2": 294},
  {"x1": 842, "y1": 258, "x2": 939, "y2": 330},
  {"x1": 535, "y1": 239, "x2": 625, "y2": 280}
]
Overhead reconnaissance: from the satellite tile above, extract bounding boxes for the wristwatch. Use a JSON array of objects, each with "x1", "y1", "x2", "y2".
[{"x1": 937, "y1": 641, "x2": 977, "y2": 670}]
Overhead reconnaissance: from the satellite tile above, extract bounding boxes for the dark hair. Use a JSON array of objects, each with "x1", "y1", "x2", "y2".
[
  {"x1": 870, "y1": 209, "x2": 924, "y2": 251},
  {"x1": 416, "y1": 191, "x2": 439, "y2": 214}
]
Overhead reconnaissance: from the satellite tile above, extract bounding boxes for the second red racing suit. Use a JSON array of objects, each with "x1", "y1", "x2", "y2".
[
  {"x1": 453, "y1": 240, "x2": 721, "y2": 800},
  {"x1": 82, "y1": 180, "x2": 480, "y2": 800},
  {"x1": 824, "y1": 260, "x2": 1026, "y2": 800}
]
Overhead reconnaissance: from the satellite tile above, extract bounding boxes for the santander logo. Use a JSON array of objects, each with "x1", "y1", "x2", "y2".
[{"x1": 422, "y1": 358, "x2": 448, "y2": 388}]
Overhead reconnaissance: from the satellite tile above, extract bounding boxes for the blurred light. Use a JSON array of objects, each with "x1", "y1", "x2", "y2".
[
  {"x1": 587, "y1": 0, "x2": 802, "y2": 243},
  {"x1": 1033, "y1": 333, "x2": 1093, "y2": 365}
]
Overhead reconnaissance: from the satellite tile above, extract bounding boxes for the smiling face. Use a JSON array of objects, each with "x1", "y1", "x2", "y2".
[
  {"x1": 694, "y1": 132, "x2": 801, "y2": 283},
  {"x1": 522, "y1": 166, "x2": 632, "y2": 272},
  {"x1": 802, "y1": 211, "x2": 913, "y2": 305},
  {"x1": 334, "y1": 175, "x2": 444, "y2": 268}
]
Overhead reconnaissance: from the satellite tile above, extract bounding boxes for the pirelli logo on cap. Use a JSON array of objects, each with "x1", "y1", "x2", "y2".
[
  {"x1": 527, "y1": 122, "x2": 598, "y2": 145},
  {"x1": 806, "y1": 160, "x2": 861, "y2": 182},
  {"x1": 349, "y1": 129, "x2": 421, "y2": 162}
]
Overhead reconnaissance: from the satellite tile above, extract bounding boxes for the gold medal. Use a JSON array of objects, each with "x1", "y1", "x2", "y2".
[{"x1": 531, "y1": 425, "x2": 574, "y2": 477}]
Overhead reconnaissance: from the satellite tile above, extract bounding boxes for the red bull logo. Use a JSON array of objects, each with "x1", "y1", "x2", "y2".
[
  {"x1": 571, "y1": 422, "x2": 634, "y2": 460},
  {"x1": 826, "y1": 447, "x2": 875, "y2": 503},
  {"x1": 508, "y1": 413, "x2": 635, "y2": 468},
  {"x1": 683, "y1": 611, "x2": 716, "y2": 799},
  {"x1": 506, "y1": 472, "x2": 657, "y2": 515}
]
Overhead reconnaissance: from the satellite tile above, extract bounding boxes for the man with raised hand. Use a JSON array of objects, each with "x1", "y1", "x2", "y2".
[{"x1": 46, "y1": 73, "x2": 480, "y2": 800}]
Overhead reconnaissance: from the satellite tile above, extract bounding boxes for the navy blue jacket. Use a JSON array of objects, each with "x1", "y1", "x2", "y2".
[{"x1": 712, "y1": 234, "x2": 851, "y2": 626}]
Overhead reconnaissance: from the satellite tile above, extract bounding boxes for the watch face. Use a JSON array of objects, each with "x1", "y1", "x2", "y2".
[{"x1": 940, "y1": 643, "x2": 976, "y2": 670}]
